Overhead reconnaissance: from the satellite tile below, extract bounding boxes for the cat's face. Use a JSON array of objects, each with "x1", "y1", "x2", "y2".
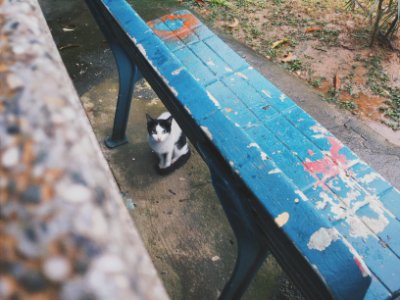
[{"x1": 146, "y1": 114, "x2": 172, "y2": 143}]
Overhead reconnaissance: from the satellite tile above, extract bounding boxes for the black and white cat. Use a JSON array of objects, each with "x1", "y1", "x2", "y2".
[{"x1": 146, "y1": 112, "x2": 190, "y2": 174}]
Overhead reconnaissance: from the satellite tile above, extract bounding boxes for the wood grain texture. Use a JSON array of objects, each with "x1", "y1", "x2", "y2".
[{"x1": 98, "y1": 1, "x2": 400, "y2": 298}]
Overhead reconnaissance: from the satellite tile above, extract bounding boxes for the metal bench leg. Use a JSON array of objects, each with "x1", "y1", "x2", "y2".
[
  {"x1": 104, "y1": 44, "x2": 141, "y2": 149},
  {"x1": 84, "y1": 0, "x2": 142, "y2": 148},
  {"x1": 210, "y1": 170, "x2": 269, "y2": 300}
]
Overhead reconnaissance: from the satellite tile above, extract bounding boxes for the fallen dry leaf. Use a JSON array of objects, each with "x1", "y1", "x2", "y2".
[
  {"x1": 305, "y1": 26, "x2": 322, "y2": 33},
  {"x1": 271, "y1": 38, "x2": 288, "y2": 49},
  {"x1": 226, "y1": 18, "x2": 239, "y2": 28},
  {"x1": 334, "y1": 73, "x2": 341, "y2": 90}
]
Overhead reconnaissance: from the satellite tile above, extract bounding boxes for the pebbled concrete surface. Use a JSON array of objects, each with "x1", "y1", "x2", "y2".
[{"x1": 38, "y1": 0, "x2": 400, "y2": 299}]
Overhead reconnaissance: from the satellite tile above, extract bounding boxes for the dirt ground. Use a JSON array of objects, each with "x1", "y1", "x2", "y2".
[
  {"x1": 188, "y1": 0, "x2": 400, "y2": 137},
  {"x1": 39, "y1": 0, "x2": 400, "y2": 299}
]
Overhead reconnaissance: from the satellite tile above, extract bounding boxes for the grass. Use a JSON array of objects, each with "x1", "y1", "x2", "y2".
[
  {"x1": 283, "y1": 59, "x2": 303, "y2": 72},
  {"x1": 310, "y1": 29, "x2": 340, "y2": 46},
  {"x1": 208, "y1": 0, "x2": 231, "y2": 7},
  {"x1": 311, "y1": 78, "x2": 323, "y2": 88},
  {"x1": 361, "y1": 55, "x2": 389, "y2": 96},
  {"x1": 383, "y1": 88, "x2": 400, "y2": 130},
  {"x1": 321, "y1": 87, "x2": 358, "y2": 112}
]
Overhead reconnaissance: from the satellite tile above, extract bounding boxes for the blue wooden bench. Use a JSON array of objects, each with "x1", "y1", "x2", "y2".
[{"x1": 84, "y1": 1, "x2": 400, "y2": 299}]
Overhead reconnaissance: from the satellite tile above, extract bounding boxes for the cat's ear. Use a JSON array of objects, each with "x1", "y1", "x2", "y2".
[
  {"x1": 165, "y1": 115, "x2": 173, "y2": 126},
  {"x1": 146, "y1": 113, "x2": 153, "y2": 123}
]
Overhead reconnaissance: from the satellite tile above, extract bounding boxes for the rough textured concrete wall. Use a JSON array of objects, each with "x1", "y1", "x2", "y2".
[{"x1": 0, "y1": 0, "x2": 168, "y2": 299}]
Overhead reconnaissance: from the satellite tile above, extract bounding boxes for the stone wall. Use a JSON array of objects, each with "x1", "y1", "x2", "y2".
[{"x1": 0, "y1": 1, "x2": 168, "y2": 299}]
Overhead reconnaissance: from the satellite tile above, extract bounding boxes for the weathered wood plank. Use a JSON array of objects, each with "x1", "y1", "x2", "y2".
[
  {"x1": 94, "y1": 2, "x2": 400, "y2": 298},
  {"x1": 148, "y1": 9, "x2": 400, "y2": 298}
]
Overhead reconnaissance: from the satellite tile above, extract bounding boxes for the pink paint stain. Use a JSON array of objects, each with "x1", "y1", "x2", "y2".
[
  {"x1": 354, "y1": 257, "x2": 369, "y2": 277},
  {"x1": 303, "y1": 137, "x2": 349, "y2": 187}
]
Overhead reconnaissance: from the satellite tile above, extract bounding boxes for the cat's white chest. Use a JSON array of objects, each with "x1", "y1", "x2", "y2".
[{"x1": 148, "y1": 134, "x2": 174, "y2": 153}]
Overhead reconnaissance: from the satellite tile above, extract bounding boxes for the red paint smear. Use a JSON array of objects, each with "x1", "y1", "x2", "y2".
[
  {"x1": 308, "y1": 149, "x2": 315, "y2": 156},
  {"x1": 303, "y1": 137, "x2": 348, "y2": 187},
  {"x1": 354, "y1": 256, "x2": 368, "y2": 277},
  {"x1": 148, "y1": 14, "x2": 199, "y2": 40}
]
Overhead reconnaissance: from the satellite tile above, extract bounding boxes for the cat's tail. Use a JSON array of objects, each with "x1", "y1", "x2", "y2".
[{"x1": 156, "y1": 149, "x2": 191, "y2": 176}]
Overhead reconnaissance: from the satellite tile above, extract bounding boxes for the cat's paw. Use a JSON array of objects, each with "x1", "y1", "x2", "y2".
[{"x1": 155, "y1": 149, "x2": 191, "y2": 176}]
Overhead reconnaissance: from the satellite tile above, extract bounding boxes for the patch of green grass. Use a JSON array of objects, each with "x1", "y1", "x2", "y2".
[
  {"x1": 250, "y1": 26, "x2": 262, "y2": 38},
  {"x1": 283, "y1": 59, "x2": 303, "y2": 72},
  {"x1": 265, "y1": 48, "x2": 277, "y2": 58},
  {"x1": 344, "y1": 82, "x2": 354, "y2": 96},
  {"x1": 311, "y1": 29, "x2": 340, "y2": 46},
  {"x1": 322, "y1": 88, "x2": 339, "y2": 103},
  {"x1": 340, "y1": 100, "x2": 358, "y2": 111},
  {"x1": 311, "y1": 78, "x2": 323, "y2": 88},
  {"x1": 321, "y1": 88, "x2": 358, "y2": 112},
  {"x1": 363, "y1": 55, "x2": 389, "y2": 96},
  {"x1": 383, "y1": 88, "x2": 400, "y2": 130},
  {"x1": 209, "y1": 0, "x2": 231, "y2": 7},
  {"x1": 352, "y1": 28, "x2": 370, "y2": 42}
]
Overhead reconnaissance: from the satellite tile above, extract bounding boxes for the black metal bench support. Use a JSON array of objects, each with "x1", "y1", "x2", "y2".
[
  {"x1": 85, "y1": 0, "x2": 142, "y2": 149},
  {"x1": 211, "y1": 169, "x2": 270, "y2": 299}
]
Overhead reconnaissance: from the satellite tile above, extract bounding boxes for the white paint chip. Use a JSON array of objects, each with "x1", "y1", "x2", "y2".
[
  {"x1": 260, "y1": 152, "x2": 269, "y2": 161},
  {"x1": 207, "y1": 91, "x2": 221, "y2": 108},
  {"x1": 136, "y1": 44, "x2": 147, "y2": 56},
  {"x1": 184, "y1": 105, "x2": 192, "y2": 115},
  {"x1": 171, "y1": 67, "x2": 184, "y2": 76},
  {"x1": 310, "y1": 124, "x2": 328, "y2": 134},
  {"x1": 170, "y1": 87, "x2": 178, "y2": 97},
  {"x1": 235, "y1": 72, "x2": 248, "y2": 80},
  {"x1": 201, "y1": 126, "x2": 213, "y2": 140},
  {"x1": 312, "y1": 134, "x2": 326, "y2": 139},
  {"x1": 207, "y1": 60, "x2": 216, "y2": 66},
  {"x1": 268, "y1": 168, "x2": 282, "y2": 175},
  {"x1": 307, "y1": 227, "x2": 339, "y2": 251},
  {"x1": 247, "y1": 143, "x2": 260, "y2": 149},
  {"x1": 275, "y1": 212, "x2": 289, "y2": 227},
  {"x1": 359, "y1": 172, "x2": 382, "y2": 184},
  {"x1": 247, "y1": 143, "x2": 269, "y2": 161},
  {"x1": 295, "y1": 190, "x2": 308, "y2": 201},
  {"x1": 262, "y1": 89, "x2": 272, "y2": 98}
]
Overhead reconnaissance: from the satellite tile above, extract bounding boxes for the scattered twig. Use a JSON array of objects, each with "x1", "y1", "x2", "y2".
[
  {"x1": 312, "y1": 47, "x2": 328, "y2": 52},
  {"x1": 59, "y1": 44, "x2": 80, "y2": 51}
]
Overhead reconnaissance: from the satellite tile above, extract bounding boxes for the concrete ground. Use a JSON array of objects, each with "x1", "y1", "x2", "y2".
[{"x1": 39, "y1": 0, "x2": 400, "y2": 299}]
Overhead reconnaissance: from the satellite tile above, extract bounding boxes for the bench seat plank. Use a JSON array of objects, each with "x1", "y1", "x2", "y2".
[
  {"x1": 146, "y1": 9, "x2": 400, "y2": 297},
  {"x1": 98, "y1": 1, "x2": 400, "y2": 298}
]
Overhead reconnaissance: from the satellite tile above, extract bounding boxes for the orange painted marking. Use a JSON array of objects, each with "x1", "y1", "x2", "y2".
[{"x1": 148, "y1": 14, "x2": 199, "y2": 40}]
